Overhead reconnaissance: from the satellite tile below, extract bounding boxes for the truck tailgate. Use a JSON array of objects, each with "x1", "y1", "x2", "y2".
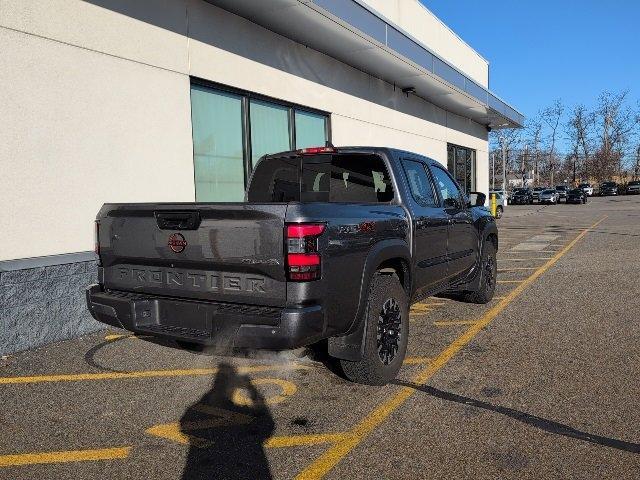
[{"x1": 97, "y1": 203, "x2": 287, "y2": 307}]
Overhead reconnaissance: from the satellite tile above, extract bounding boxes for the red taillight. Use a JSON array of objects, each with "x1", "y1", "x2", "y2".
[
  {"x1": 287, "y1": 224, "x2": 325, "y2": 238},
  {"x1": 286, "y1": 223, "x2": 325, "y2": 281},
  {"x1": 298, "y1": 146, "x2": 336, "y2": 155}
]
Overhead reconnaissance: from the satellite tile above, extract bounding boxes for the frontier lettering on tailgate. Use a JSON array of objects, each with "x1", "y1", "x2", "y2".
[{"x1": 117, "y1": 267, "x2": 267, "y2": 293}]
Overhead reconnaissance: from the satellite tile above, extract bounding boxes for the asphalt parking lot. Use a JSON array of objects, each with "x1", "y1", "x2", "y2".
[{"x1": 1, "y1": 196, "x2": 639, "y2": 479}]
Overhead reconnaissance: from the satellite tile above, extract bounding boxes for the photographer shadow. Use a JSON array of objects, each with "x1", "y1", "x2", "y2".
[{"x1": 180, "y1": 363, "x2": 274, "y2": 480}]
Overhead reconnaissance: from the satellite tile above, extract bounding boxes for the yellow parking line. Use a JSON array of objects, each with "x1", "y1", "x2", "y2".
[
  {"x1": 296, "y1": 216, "x2": 607, "y2": 479},
  {"x1": 0, "y1": 364, "x2": 309, "y2": 385},
  {"x1": 402, "y1": 356, "x2": 431, "y2": 365},
  {"x1": 0, "y1": 447, "x2": 130, "y2": 467},
  {"x1": 498, "y1": 267, "x2": 537, "y2": 272},
  {"x1": 266, "y1": 433, "x2": 347, "y2": 448},
  {"x1": 499, "y1": 257, "x2": 553, "y2": 261},
  {"x1": 497, "y1": 279, "x2": 524, "y2": 284},
  {"x1": 433, "y1": 320, "x2": 477, "y2": 326},
  {"x1": 104, "y1": 334, "x2": 130, "y2": 341}
]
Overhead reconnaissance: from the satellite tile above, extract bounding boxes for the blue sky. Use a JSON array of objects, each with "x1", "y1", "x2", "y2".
[{"x1": 423, "y1": 0, "x2": 640, "y2": 126}]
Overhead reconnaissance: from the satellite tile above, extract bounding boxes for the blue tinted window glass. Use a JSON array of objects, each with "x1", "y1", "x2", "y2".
[
  {"x1": 190, "y1": 85, "x2": 245, "y2": 202},
  {"x1": 295, "y1": 110, "x2": 326, "y2": 149}
]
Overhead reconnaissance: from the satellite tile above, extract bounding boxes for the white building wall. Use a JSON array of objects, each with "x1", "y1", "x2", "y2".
[
  {"x1": 0, "y1": 0, "x2": 488, "y2": 262},
  {"x1": 360, "y1": 0, "x2": 489, "y2": 88}
]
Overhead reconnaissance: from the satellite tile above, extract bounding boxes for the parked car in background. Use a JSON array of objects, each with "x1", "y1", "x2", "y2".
[
  {"x1": 532, "y1": 186, "x2": 545, "y2": 201},
  {"x1": 625, "y1": 180, "x2": 640, "y2": 195},
  {"x1": 539, "y1": 189, "x2": 559, "y2": 204},
  {"x1": 555, "y1": 185, "x2": 569, "y2": 202},
  {"x1": 600, "y1": 181, "x2": 619, "y2": 196},
  {"x1": 578, "y1": 183, "x2": 594, "y2": 196},
  {"x1": 490, "y1": 189, "x2": 509, "y2": 205},
  {"x1": 511, "y1": 188, "x2": 534, "y2": 205},
  {"x1": 566, "y1": 188, "x2": 588, "y2": 204}
]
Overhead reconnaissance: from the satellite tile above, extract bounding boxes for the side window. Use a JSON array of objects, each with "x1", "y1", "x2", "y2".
[
  {"x1": 430, "y1": 166, "x2": 463, "y2": 206},
  {"x1": 402, "y1": 160, "x2": 437, "y2": 207}
]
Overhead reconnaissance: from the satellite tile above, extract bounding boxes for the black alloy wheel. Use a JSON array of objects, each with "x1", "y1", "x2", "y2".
[
  {"x1": 376, "y1": 298, "x2": 402, "y2": 365},
  {"x1": 483, "y1": 250, "x2": 496, "y2": 292}
]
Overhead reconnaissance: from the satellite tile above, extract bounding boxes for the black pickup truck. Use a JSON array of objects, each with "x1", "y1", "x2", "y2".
[{"x1": 87, "y1": 146, "x2": 498, "y2": 385}]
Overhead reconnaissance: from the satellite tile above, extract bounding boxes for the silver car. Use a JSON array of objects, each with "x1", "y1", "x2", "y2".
[
  {"x1": 539, "y1": 189, "x2": 559, "y2": 204},
  {"x1": 626, "y1": 181, "x2": 640, "y2": 195}
]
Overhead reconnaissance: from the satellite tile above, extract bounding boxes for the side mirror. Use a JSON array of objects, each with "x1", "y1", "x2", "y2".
[
  {"x1": 467, "y1": 192, "x2": 486, "y2": 207},
  {"x1": 443, "y1": 197, "x2": 460, "y2": 210}
]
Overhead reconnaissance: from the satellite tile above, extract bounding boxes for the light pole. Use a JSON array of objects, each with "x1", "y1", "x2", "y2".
[
  {"x1": 500, "y1": 136, "x2": 507, "y2": 192},
  {"x1": 491, "y1": 153, "x2": 495, "y2": 191},
  {"x1": 522, "y1": 144, "x2": 528, "y2": 187}
]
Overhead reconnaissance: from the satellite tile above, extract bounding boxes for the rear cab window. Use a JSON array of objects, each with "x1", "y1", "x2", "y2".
[{"x1": 247, "y1": 153, "x2": 394, "y2": 203}]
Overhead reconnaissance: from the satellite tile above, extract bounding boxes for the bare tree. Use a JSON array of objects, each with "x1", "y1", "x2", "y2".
[
  {"x1": 526, "y1": 119, "x2": 543, "y2": 185},
  {"x1": 592, "y1": 91, "x2": 639, "y2": 183},
  {"x1": 566, "y1": 104, "x2": 595, "y2": 180},
  {"x1": 489, "y1": 127, "x2": 522, "y2": 189},
  {"x1": 540, "y1": 99, "x2": 565, "y2": 186}
]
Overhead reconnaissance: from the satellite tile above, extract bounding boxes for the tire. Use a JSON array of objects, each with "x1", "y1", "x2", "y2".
[
  {"x1": 175, "y1": 340, "x2": 204, "y2": 352},
  {"x1": 339, "y1": 274, "x2": 409, "y2": 386},
  {"x1": 496, "y1": 206, "x2": 503, "y2": 219},
  {"x1": 464, "y1": 240, "x2": 497, "y2": 304}
]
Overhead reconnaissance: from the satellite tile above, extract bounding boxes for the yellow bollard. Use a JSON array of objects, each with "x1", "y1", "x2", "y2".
[{"x1": 490, "y1": 193, "x2": 497, "y2": 218}]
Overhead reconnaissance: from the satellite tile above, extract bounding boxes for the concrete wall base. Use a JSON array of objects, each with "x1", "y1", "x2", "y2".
[{"x1": 0, "y1": 259, "x2": 103, "y2": 356}]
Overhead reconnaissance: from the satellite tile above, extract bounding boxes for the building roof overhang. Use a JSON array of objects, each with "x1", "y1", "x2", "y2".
[{"x1": 205, "y1": 0, "x2": 524, "y2": 129}]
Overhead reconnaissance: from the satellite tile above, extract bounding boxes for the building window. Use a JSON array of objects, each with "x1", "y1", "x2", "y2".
[
  {"x1": 190, "y1": 80, "x2": 330, "y2": 202},
  {"x1": 250, "y1": 99, "x2": 290, "y2": 168},
  {"x1": 295, "y1": 110, "x2": 327, "y2": 149},
  {"x1": 447, "y1": 144, "x2": 476, "y2": 193},
  {"x1": 190, "y1": 85, "x2": 245, "y2": 202}
]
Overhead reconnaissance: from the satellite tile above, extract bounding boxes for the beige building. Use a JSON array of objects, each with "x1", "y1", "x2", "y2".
[{"x1": 0, "y1": 0, "x2": 522, "y2": 354}]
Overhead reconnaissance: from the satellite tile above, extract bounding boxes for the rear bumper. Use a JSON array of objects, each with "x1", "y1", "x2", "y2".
[{"x1": 86, "y1": 285, "x2": 326, "y2": 350}]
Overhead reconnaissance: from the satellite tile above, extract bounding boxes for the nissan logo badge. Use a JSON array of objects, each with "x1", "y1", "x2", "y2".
[{"x1": 168, "y1": 233, "x2": 187, "y2": 253}]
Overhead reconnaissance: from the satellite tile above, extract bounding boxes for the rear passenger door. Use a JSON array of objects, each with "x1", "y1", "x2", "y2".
[
  {"x1": 429, "y1": 165, "x2": 478, "y2": 279},
  {"x1": 401, "y1": 159, "x2": 449, "y2": 295}
]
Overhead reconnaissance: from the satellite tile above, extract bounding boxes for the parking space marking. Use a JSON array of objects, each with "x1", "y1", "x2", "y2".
[
  {"x1": 0, "y1": 364, "x2": 309, "y2": 385},
  {"x1": 296, "y1": 216, "x2": 607, "y2": 479},
  {"x1": 147, "y1": 406, "x2": 255, "y2": 448},
  {"x1": 433, "y1": 320, "x2": 477, "y2": 327},
  {"x1": 529, "y1": 234, "x2": 559, "y2": 242},
  {"x1": 265, "y1": 433, "x2": 348, "y2": 448},
  {"x1": 402, "y1": 356, "x2": 431, "y2": 365},
  {"x1": 499, "y1": 257, "x2": 554, "y2": 261},
  {"x1": 232, "y1": 378, "x2": 297, "y2": 406},
  {"x1": 497, "y1": 279, "x2": 525, "y2": 284},
  {"x1": 498, "y1": 267, "x2": 537, "y2": 272},
  {"x1": 409, "y1": 304, "x2": 433, "y2": 315},
  {"x1": 104, "y1": 334, "x2": 128, "y2": 341},
  {"x1": 512, "y1": 243, "x2": 550, "y2": 251},
  {"x1": 0, "y1": 447, "x2": 131, "y2": 467}
]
